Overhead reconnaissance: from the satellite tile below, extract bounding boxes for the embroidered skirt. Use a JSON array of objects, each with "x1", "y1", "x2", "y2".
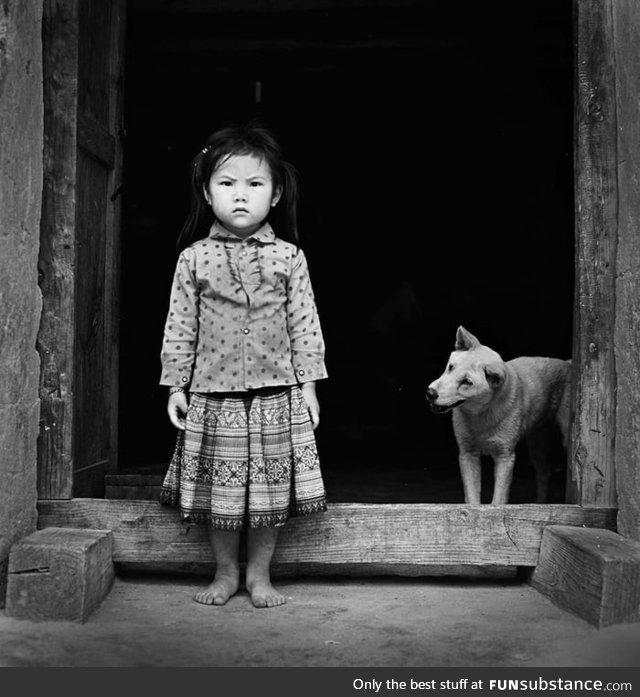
[{"x1": 159, "y1": 386, "x2": 327, "y2": 530}]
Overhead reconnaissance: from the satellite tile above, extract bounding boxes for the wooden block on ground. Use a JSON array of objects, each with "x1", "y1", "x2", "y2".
[
  {"x1": 6, "y1": 527, "x2": 115, "y2": 622},
  {"x1": 530, "y1": 525, "x2": 640, "y2": 628}
]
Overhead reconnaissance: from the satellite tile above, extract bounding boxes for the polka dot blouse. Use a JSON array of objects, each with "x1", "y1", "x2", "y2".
[{"x1": 160, "y1": 222, "x2": 328, "y2": 393}]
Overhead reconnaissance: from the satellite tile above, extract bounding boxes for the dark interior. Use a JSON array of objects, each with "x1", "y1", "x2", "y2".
[{"x1": 119, "y1": 0, "x2": 574, "y2": 503}]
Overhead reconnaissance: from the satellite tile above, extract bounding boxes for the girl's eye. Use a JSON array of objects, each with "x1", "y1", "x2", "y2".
[{"x1": 250, "y1": 181, "x2": 263, "y2": 187}]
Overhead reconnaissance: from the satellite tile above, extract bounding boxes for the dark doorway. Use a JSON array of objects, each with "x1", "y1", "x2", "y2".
[{"x1": 119, "y1": 0, "x2": 574, "y2": 503}]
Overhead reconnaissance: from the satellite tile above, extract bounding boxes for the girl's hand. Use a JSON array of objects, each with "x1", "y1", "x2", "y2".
[
  {"x1": 168, "y1": 390, "x2": 189, "y2": 430},
  {"x1": 301, "y1": 382, "x2": 320, "y2": 430}
]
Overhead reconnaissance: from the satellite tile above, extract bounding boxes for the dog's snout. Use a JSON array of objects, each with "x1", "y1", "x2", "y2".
[{"x1": 426, "y1": 387, "x2": 438, "y2": 403}]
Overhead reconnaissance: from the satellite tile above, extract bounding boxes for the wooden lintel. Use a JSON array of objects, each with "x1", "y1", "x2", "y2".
[{"x1": 37, "y1": 500, "x2": 616, "y2": 570}]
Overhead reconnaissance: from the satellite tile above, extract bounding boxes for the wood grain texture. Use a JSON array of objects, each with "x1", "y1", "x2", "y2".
[
  {"x1": 72, "y1": 0, "x2": 125, "y2": 495},
  {"x1": 531, "y1": 525, "x2": 640, "y2": 627},
  {"x1": 571, "y1": 0, "x2": 618, "y2": 506},
  {"x1": 105, "y1": 0, "x2": 126, "y2": 478},
  {"x1": 37, "y1": 0, "x2": 80, "y2": 499},
  {"x1": 37, "y1": 0, "x2": 124, "y2": 498},
  {"x1": 6, "y1": 527, "x2": 114, "y2": 622},
  {"x1": 74, "y1": 148, "x2": 108, "y2": 495},
  {"x1": 77, "y1": 113, "x2": 116, "y2": 167},
  {"x1": 612, "y1": 0, "x2": 640, "y2": 541},
  {"x1": 37, "y1": 500, "x2": 616, "y2": 569},
  {"x1": 105, "y1": 474, "x2": 163, "y2": 500}
]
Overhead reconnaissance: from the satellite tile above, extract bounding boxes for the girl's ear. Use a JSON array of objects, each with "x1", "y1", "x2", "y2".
[
  {"x1": 271, "y1": 185, "x2": 282, "y2": 208},
  {"x1": 202, "y1": 184, "x2": 210, "y2": 205}
]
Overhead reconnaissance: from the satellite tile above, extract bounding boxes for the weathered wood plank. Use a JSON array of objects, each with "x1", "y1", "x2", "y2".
[
  {"x1": 105, "y1": 474, "x2": 162, "y2": 500},
  {"x1": 72, "y1": 0, "x2": 125, "y2": 495},
  {"x1": 104, "y1": 0, "x2": 126, "y2": 477},
  {"x1": 74, "y1": 149, "x2": 108, "y2": 498},
  {"x1": 117, "y1": 561, "x2": 518, "y2": 580},
  {"x1": 612, "y1": 0, "x2": 640, "y2": 542},
  {"x1": 38, "y1": 0, "x2": 126, "y2": 499},
  {"x1": 77, "y1": 113, "x2": 115, "y2": 167},
  {"x1": 37, "y1": 0, "x2": 80, "y2": 499},
  {"x1": 570, "y1": 0, "x2": 618, "y2": 506},
  {"x1": 105, "y1": 485, "x2": 162, "y2": 501},
  {"x1": 531, "y1": 525, "x2": 640, "y2": 628},
  {"x1": 37, "y1": 500, "x2": 617, "y2": 569},
  {"x1": 105, "y1": 474, "x2": 164, "y2": 487}
]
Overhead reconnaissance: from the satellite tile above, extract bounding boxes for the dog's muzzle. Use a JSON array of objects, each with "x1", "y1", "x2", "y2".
[{"x1": 426, "y1": 387, "x2": 464, "y2": 414}]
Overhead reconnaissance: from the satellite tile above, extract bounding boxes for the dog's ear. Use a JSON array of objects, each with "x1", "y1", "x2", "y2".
[
  {"x1": 455, "y1": 326, "x2": 481, "y2": 351},
  {"x1": 484, "y1": 362, "x2": 506, "y2": 388}
]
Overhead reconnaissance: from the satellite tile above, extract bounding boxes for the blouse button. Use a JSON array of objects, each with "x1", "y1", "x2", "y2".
[
  {"x1": 181, "y1": 376, "x2": 188, "y2": 383},
  {"x1": 298, "y1": 369, "x2": 305, "y2": 376},
  {"x1": 243, "y1": 328, "x2": 250, "y2": 335}
]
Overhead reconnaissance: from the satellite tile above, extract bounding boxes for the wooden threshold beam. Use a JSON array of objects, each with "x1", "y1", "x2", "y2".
[{"x1": 37, "y1": 500, "x2": 616, "y2": 572}]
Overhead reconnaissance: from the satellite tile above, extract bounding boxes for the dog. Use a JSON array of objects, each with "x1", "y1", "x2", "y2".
[{"x1": 426, "y1": 326, "x2": 571, "y2": 504}]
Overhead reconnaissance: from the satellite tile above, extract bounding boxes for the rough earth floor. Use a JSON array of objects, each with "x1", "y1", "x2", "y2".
[{"x1": 1, "y1": 574, "x2": 639, "y2": 667}]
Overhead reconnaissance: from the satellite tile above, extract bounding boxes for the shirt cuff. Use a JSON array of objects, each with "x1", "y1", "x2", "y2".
[
  {"x1": 159, "y1": 367, "x2": 192, "y2": 388},
  {"x1": 292, "y1": 357, "x2": 328, "y2": 383}
]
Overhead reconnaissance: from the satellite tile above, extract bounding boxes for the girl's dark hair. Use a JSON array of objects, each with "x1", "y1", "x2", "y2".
[{"x1": 178, "y1": 120, "x2": 299, "y2": 250}]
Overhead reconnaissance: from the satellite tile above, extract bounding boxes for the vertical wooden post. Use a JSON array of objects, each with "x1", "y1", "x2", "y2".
[
  {"x1": 37, "y1": 0, "x2": 125, "y2": 499},
  {"x1": 37, "y1": 0, "x2": 80, "y2": 499},
  {"x1": 72, "y1": 0, "x2": 125, "y2": 496},
  {"x1": 570, "y1": 0, "x2": 618, "y2": 506},
  {"x1": 612, "y1": 0, "x2": 640, "y2": 541},
  {"x1": 106, "y1": 0, "x2": 126, "y2": 477}
]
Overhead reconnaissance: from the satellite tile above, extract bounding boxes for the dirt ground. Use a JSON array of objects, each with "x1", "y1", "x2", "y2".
[{"x1": 1, "y1": 573, "x2": 639, "y2": 667}]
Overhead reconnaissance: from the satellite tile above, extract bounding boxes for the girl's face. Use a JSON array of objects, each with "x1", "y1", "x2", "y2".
[{"x1": 204, "y1": 153, "x2": 281, "y2": 238}]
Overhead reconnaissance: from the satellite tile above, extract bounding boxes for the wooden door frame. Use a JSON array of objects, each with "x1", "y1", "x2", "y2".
[
  {"x1": 37, "y1": 0, "x2": 126, "y2": 499},
  {"x1": 569, "y1": 0, "x2": 639, "y2": 543},
  {"x1": 569, "y1": 0, "x2": 618, "y2": 508},
  {"x1": 37, "y1": 0, "x2": 640, "y2": 561}
]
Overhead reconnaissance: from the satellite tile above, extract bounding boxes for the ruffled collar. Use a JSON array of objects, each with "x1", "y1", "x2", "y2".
[{"x1": 208, "y1": 221, "x2": 276, "y2": 245}]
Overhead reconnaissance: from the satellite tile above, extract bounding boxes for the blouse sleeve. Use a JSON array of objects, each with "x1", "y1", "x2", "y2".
[
  {"x1": 287, "y1": 248, "x2": 328, "y2": 383},
  {"x1": 159, "y1": 249, "x2": 200, "y2": 388}
]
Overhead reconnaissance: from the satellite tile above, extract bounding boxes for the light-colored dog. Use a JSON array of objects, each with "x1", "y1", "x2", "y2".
[{"x1": 426, "y1": 326, "x2": 571, "y2": 504}]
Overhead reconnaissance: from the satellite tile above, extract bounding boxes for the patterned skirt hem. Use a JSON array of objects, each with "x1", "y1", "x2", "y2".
[{"x1": 159, "y1": 489, "x2": 327, "y2": 530}]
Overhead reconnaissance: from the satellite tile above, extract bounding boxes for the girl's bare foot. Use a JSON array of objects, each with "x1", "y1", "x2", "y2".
[
  {"x1": 247, "y1": 577, "x2": 286, "y2": 608},
  {"x1": 246, "y1": 525, "x2": 284, "y2": 607},
  {"x1": 194, "y1": 573, "x2": 239, "y2": 606},
  {"x1": 197, "y1": 528, "x2": 241, "y2": 606}
]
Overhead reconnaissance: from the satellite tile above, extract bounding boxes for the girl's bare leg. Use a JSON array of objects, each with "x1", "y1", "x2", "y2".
[
  {"x1": 194, "y1": 528, "x2": 241, "y2": 606},
  {"x1": 246, "y1": 526, "x2": 286, "y2": 608}
]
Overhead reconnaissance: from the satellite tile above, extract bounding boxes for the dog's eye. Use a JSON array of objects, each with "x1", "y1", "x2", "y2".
[
  {"x1": 447, "y1": 364, "x2": 454, "y2": 372},
  {"x1": 459, "y1": 378, "x2": 473, "y2": 386}
]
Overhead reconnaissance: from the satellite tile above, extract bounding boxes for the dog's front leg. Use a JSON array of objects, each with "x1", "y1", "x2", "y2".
[
  {"x1": 458, "y1": 451, "x2": 482, "y2": 504},
  {"x1": 491, "y1": 453, "x2": 516, "y2": 504}
]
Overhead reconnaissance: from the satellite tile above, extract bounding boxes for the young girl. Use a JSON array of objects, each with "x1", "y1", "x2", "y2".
[{"x1": 159, "y1": 122, "x2": 328, "y2": 608}]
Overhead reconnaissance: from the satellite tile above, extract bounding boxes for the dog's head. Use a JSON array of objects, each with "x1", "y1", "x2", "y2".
[{"x1": 426, "y1": 326, "x2": 506, "y2": 414}]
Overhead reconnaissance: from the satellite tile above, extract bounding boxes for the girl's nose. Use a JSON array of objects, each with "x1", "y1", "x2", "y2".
[{"x1": 234, "y1": 189, "x2": 247, "y2": 201}]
